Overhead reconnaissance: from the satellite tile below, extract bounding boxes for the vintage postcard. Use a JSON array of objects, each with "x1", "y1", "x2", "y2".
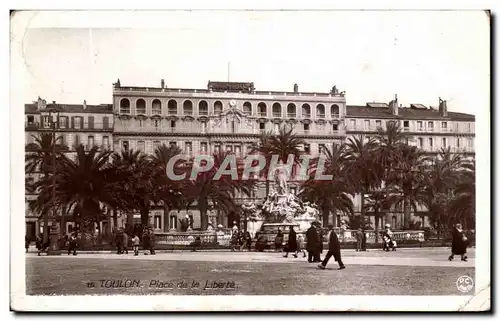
[{"x1": 10, "y1": 8, "x2": 491, "y2": 312}]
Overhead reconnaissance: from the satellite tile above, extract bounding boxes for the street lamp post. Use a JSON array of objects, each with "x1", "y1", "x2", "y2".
[{"x1": 47, "y1": 109, "x2": 61, "y2": 255}]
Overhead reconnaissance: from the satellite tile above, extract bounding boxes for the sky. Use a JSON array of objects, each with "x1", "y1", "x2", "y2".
[{"x1": 12, "y1": 10, "x2": 490, "y2": 114}]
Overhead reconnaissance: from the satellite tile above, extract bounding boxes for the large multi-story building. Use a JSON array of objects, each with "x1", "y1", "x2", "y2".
[
  {"x1": 24, "y1": 97, "x2": 114, "y2": 239},
  {"x1": 24, "y1": 80, "x2": 475, "y2": 237}
]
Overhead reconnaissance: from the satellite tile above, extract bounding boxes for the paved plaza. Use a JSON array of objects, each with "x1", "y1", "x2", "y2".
[{"x1": 26, "y1": 248, "x2": 475, "y2": 296}]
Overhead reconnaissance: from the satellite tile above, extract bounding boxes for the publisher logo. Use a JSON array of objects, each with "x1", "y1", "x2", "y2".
[{"x1": 456, "y1": 275, "x2": 474, "y2": 293}]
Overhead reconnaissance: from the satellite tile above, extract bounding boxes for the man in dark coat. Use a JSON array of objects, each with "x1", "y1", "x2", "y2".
[
  {"x1": 115, "y1": 228, "x2": 123, "y2": 254},
  {"x1": 318, "y1": 224, "x2": 345, "y2": 270},
  {"x1": 315, "y1": 224, "x2": 323, "y2": 262},
  {"x1": 306, "y1": 222, "x2": 320, "y2": 263},
  {"x1": 283, "y1": 226, "x2": 298, "y2": 258},
  {"x1": 148, "y1": 228, "x2": 156, "y2": 255},
  {"x1": 449, "y1": 223, "x2": 468, "y2": 261}
]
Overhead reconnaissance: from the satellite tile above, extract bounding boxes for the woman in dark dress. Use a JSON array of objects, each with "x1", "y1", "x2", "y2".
[
  {"x1": 283, "y1": 226, "x2": 298, "y2": 258},
  {"x1": 449, "y1": 223, "x2": 468, "y2": 262}
]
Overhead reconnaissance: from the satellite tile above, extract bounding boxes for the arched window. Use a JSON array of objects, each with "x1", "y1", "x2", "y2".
[
  {"x1": 214, "y1": 101, "x2": 223, "y2": 114},
  {"x1": 120, "y1": 98, "x2": 130, "y2": 114},
  {"x1": 183, "y1": 100, "x2": 193, "y2": 115},
  {"x1": 152, "y1": 99, "x2": 162, "y2": 115},
  {"x1": 316, "y1": 104, "x2": 325, "y2": 118},
  {"x1": 331, "y1": 104, "x2": 340, "y2": 118},
  {"x1": 272, "y1": 103, "x2": 282, "y2": 118},
  {"x1": 243, "y1": 102, "x2": 252, "y2": 115},
  {"x1": 258, "y1": 102, "x2": 267, "y2": 117},
  {"x1": 287, "y1": 103, "x2": 296, "y2": 118},
  {"x1": 136, "y1": 99, "x2": 146, "y2": 115},
  {"x1": 199, "y1": 100, "x2": 208, "y2": 115},
  {"x1": 168, "y1": 100, "x2": 177, "y2": 115},
  {"x1": 302, "y1": 104, "x2": 311, "y2": 118}
]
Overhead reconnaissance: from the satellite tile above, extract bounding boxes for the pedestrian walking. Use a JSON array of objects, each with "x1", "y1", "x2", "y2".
[
  {"x1": 355, "y1": 228, "x2": 363, "y2": 251},
  {"x1": 318, "y1": 225, "x2": 346, "y2": 270},
  {"x1": 131, "y1": 234, "x2": 140, "y2": 256},
  {"x1": 243, "y1": 231, "x2": 252, "y2": 251},
  {"x1": 316, "y1": 223, "x2": 324, "y2": 262},
  {"x1": 274, "y1": 229, "x2": 284, "y2": 252},
  {"x1": 122, "y1": 230, "x2": 129, "y2": 254},
  {"x1": 67, "y1": 233, "x2": 77, "y2": 255},
  {"x1": 296, "y1": 234, "x2": 307, "y2": 258},
  {"x1": 306, "y1": 222, "x2": 320, "y2": 263},
  {"x1": 25, "y1": 235, "x2": 30, "y2": 253},
  {"x1": 283, "y1": 226, "x2": 298, "y2": 258},
  {"x1": 449, "y1": 223, "x2": 468, "y2": 262},
  {"x1": 148, "y1": 228, "x2": 156, "y2": 255},
  {"x1": 230, "y1": 228, "x2": 240, "y2": 251}
]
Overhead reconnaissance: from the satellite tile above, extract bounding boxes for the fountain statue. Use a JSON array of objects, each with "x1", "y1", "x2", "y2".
[{"x1": 258, "y1": 165, "x2": 320, "y2": 229}]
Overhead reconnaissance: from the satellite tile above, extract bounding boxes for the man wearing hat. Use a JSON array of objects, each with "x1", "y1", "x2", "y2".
[
  {"x1": 318, "y1": 224, "x2": 345, "y2": 270},
  {"x1": 306, "y1": 221, "x2": 321, "y2": 263}
]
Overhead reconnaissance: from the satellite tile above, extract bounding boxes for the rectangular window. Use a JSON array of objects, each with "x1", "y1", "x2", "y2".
[
  {"x1": 318, "y1": 144, "x2": 325, "y2": 154},
  {"x1": 259, "y1": 122, "x2": 265, "y2": 130},
  {"x1": 202, "y1": 122, "x2": 208, "y2": 132},
  {"x1": 417, "y1": 121, "x2": 423, "y2": 130},
  {"x1": 226, "y1": 145, "x2": 233, "y2": 152},
  {"x1": 332, "y1": 123, "x2": 339, "y2": 131},
  {"x1": 88, "y1": 116, "x2": 94, "y2": 129},
  {"x1": 43, "y1": 116, "x2": 52, "y2": 128},
  {"x1": 153, "y1": 140, "x2": 161, "y2": 151},
  {"x1": 375, "y1": 120, "x2": 382, "y2": 128},
  {"x1": 154, "y1": 216, "x2": 162, "y2": 230},
  {"x1": 403, "y1": 120, "x2": 409, "y2": 128},
  {"x1": 103, "y1": 117, "x2": 109, "y2": 129},
  {"x1": 350, "y1": 119, "x2": 356, "y2": 128},
  {"x1": 428, "y1": 138, "x2": 433, "y2": 150},
  {"x1": 418, "y1": 138, "x2": 423, "y2": 148},
  {"x1": 87, "y1": 136, "x2": 94, "y2": 150},
  {"x1": 75, "y1": 117, "x2": 82, "y2": 129},
  {"x1": 428, "y1": 121, "x2": 434, "y2": 130},
  {"x1": 103, "y1": 136, "x2": 109, "y2": 150},
  {"x1": 364, "y1": 120, "x2": 370, "y2": 130},
  {"x1": 214, "y1": 144, "x2": 220, "y2": 153},
  {"x1": 441, "y1": 121, "x2": 447, "y2": 129},
  {"x1": 442, "y1": 138, "x2": 447, "y2": 148},
  {"x1": 201, "y1": 142, "x2": 208, "y2": 153},
  {"x1": 303, "y1": 123, "x2": 310, "y2": 131},
  {"x1": 74, "y1": 135, "x2": 81, "y2": 149},
  {"x1": 171, "y1": 120, "x2": 176, "y2": 128},
  {"x1": 154, "y1": 120, "x2": 159, "y2": 128},
  {"x1": 304, "y1": 144, "x2": 310, "y2": 154},
  {"x1": 456, "y1": 138, "x2": 460, "y2": 149},
  {"x1": 170, "y1": 215, "x2": 177, "y2": 230},
  {"x1": 122, "y1": 141, "x2": 129, "y2": 152},
  {"x1": 185, "y1": 142, "x2": 192, "y2": 154},
  {"x1": 234, "y1": 145, "x2": 241, "y2": 154},
  {"x1": 59, "y1": 117, "x2": 67, "y2": 128},
  {"x1": 392, "y1": 216, "x2": 397, "y2": 228},
  {"x1": 138, "y1": 141, "x2": 145, "y2": 153}
]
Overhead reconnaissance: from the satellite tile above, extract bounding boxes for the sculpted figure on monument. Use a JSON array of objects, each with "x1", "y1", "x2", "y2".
[{"x1": 274, "y1": 165, "x2": 289, "y2": 195}]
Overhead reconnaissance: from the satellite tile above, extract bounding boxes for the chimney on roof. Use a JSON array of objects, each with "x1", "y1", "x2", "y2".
[
  {"x1": 389, "y1": 94, "x2": 399, "y2": 116},
  {"x1": 439, "y1": 97, "x2": 448, "y2": 117},
  {"x1": 293, "y1": 83, "x2": 298, "y2": 93},
  {"x1": 83, "y1": 100, "x2": 87, "y2": 110},
  {"x1": 161, "y1": 79, "x2": 165, "y2": 89},
  {"x1": 36, "y1": 96, "x2": 43, "y2": 110}
]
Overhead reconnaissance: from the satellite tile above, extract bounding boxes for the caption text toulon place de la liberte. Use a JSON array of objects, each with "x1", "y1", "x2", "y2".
[{"x1": 93, "y1": 279, "x2": 237, "y2": 290}]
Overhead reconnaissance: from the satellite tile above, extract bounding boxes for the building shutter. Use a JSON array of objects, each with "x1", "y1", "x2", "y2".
[
  {"x1": 71, "y1": 116, "x2": 75, "y2": 128},
  {"x1": 103, "y1": 117, "x2": 109, "y2": 129},
  {"x1": 88, "y1": 116, "x2": 94, "y2": 129}
]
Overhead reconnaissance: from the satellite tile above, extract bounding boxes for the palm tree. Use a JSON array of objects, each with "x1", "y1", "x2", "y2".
[
  {"x1": 112, "y1": 149, "x2": 155, "y2": 227},
  {"x1": 387, "y1": 144, "x2": 427, "y2": 229},
  {"x1": 344, "y1": 135, "x2": 382, "y2": 226},
  {"x1": 151, "y1": 144, "x2": 189, "y2": 231},
  {"x1": 35, "y1": 146, "x2": 128, "y2": 237},
  {"x1": 25, "y1": 132, "x2": 67, "y2": 243},
  {"x1": 251, "y1": 127, "x2": 305, "y2": 196},
  {"x1": 300, "y1": 143, "x2": 354, "y2": 226},
  {"x1": 449, "y1": 162, "x2": 475, "y2": 229},
  {"x1": 185, "y1": 151, "x2": 256, "y2": 230},
  {"x1": 374, "y1": 120, "x2": 406, "y2": 169}
]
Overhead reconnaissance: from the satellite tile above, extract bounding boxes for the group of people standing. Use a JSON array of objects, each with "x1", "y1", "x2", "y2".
[
  {"x1": 282, "y1": 222, "x2": 345, "y2": 270},
  {"x1": 114, "y1": 227, "x2": 154, "y2": 256}
]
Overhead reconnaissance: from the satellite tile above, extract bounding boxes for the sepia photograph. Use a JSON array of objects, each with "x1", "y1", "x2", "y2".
[{"x1": 10, "y1": 8, "x2": 491, "y2": 312}]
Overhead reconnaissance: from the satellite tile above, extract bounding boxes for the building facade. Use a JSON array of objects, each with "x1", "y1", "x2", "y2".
[
  {"x1": 25, "y1": 80, "x2": 475, "y2": 236},
  {"x1": 24, "y1": 97, "x2": 114, "y2": 239}
]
